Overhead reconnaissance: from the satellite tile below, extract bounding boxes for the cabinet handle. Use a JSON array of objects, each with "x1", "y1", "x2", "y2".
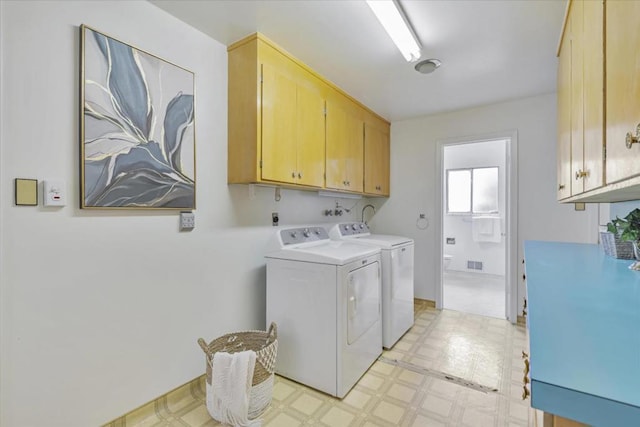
[
  {"x1": 347, "y1": 181, "x2": 350, "y2": 186},
  {"x1": 343, "y1": 180, "x2": 347, "y2": 186},
  {"x1": 298, "y1": 172, "x2": 302, "y2": 179},
  {"x1": 558, "y1": 184, "x2": 565, "y2": 190},
  {"x1": 575, "y1": 170, "x2": 588, "y2": 180},
  {"x1": 522, "y1": 351, "x2": 529, "y2": 359},
  {"x1": 292, "y1": 172, "x2": 296, "y2": 178},
  {"x1": 625, "y1": 124, "x2": 640, "y2": 149},
  {"x1": 522, "y1": 385, "x2": 530, "y2": 400}
]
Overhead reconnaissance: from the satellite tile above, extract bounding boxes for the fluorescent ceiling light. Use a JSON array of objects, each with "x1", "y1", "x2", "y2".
[{"x1": 366, "y1": 0, "x2": 422, "y2": 62}]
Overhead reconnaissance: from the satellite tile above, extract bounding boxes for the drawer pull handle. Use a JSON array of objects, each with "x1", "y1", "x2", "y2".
[
  {"x1": 625, "y1": 124, "x2": 640, "y2": 149},
  {"x1": 558, "y1": 184, "x2": 565, "y2": 190}
]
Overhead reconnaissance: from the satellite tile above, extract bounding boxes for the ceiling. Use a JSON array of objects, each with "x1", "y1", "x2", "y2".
[{"x1": 150, "y1": 0, "x2": 566, "y2": 122}]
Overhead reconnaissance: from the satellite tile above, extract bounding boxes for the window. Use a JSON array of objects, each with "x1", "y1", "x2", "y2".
[{"x1": 447, "y1": 167, "x2": 498, "y2": 214}]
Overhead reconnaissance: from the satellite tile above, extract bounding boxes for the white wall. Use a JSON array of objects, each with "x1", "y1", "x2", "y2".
[
  {"x1": 370, "y1": 94, "x2": 599, "y2": 311},
  {"x1": 443, "y1": 140, "x2": 506, "y2": 275},
  {"x1": 0, "y1": 2, "x2": 369, "y2": 425}
]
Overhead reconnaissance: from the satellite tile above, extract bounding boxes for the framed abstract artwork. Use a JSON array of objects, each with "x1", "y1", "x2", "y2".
[{"x1": 80, "y1": 25, "x2": 195, "y2": 209}]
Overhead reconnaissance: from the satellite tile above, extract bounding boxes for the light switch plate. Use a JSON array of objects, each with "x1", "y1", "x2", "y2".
[{"x1": 180, "y1": 211, "x2": 195, "y2": 231}]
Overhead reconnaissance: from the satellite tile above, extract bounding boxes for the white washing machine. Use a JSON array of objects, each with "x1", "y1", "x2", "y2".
[
  {"x1": 265, "y1": 226, "x2": 382, "y2": 398},
  {"x1": 329, "y1": 222, "x2": 414, "y2": 349}
]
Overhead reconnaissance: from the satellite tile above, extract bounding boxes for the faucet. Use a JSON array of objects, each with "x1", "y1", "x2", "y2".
[{"x1": 361, "y1": 204, "x2": 376, "y2": 224}]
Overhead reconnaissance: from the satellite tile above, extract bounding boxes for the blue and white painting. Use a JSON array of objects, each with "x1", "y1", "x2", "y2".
[{"x1": 81, "y1": 25, "x2": 195, "y2": 209}]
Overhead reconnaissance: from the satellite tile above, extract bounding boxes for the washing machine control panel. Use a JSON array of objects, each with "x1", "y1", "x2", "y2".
[
  {"x1": 337, "y1": 222, "x2": 370, "y2": 237},
  {"x1": 281, "y1": 227, "x2": 329, "y2": 245}
]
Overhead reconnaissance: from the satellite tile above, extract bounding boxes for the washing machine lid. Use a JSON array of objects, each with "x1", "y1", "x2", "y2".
[
  {"x1": 266, "y1": 241, "x2": 380, "y2": 265},
  {"x1": 351, "y1": 234, "x2": 413, "y2": 249}
]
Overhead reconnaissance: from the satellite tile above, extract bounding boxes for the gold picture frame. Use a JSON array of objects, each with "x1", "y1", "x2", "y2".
[{"x1": 80, "y1": 25, "x2": 196, "y2": 209}]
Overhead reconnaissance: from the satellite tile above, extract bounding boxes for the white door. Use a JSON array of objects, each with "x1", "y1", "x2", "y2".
[{"x1": 347, "y1": 262, "x2": 381, "y2": 345}]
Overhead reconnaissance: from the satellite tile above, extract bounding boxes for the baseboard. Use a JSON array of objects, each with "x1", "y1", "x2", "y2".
[
  {"x1": 414, "y1": 298, "x2": 436, "y2": 308},
  {"x1": 102, "y1": 374, "x2": 206, "y2": 426}
]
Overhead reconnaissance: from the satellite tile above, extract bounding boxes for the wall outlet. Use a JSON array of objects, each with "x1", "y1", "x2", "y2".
[
  {"x1": 180, "y1": 211, "x2": 195, "y2": 231},
  {"x1": 272, "y1": 212, "x2": 279, "y2": 226}
]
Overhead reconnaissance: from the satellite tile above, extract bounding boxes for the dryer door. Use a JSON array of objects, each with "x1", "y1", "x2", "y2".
[{"x1": 347, "y1": 261, "x2": 380, "y2": 345}]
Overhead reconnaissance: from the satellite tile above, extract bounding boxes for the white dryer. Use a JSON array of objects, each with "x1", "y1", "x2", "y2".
[
  {"x1": 329, "y1": 222, "x2": 414, "y2": 349},
  {"x1": 265, "y1": 226, "x2": 382, "y2": 398}
]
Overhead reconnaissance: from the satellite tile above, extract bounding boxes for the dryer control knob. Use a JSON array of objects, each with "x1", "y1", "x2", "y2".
[
  {"x1": 351, "y1": 225, "x2": 357, "y2": 231},
  {"x1": 303, "y1": 228, "x2": 310, "y2": 237},
  {"x1": 290, "y1": 231, "x2": 297, "y2": 238},
  {"x1": 359, "y1": 224, "x2": 364, "y2": 229}
]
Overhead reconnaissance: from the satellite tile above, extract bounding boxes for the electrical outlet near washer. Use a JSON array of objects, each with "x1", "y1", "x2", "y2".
[{"x1": 180, "y1": 211, "x2": 195, "y2": 231}]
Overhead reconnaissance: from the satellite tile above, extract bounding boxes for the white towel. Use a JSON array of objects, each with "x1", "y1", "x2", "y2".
[
  {"x1": 207, "y1": 350, "x2": 261, "y2": 427},
  {"x1": 472, "y1": 216, "x2": 501, "y2": 243}
]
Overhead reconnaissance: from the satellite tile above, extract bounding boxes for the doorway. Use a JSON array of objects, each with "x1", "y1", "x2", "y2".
[{"x1": 436, "y1": 134, "x2": 518, "y2": 322}]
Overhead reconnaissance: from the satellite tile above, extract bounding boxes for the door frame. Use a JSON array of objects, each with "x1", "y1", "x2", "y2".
[{"x1": 434, "y1": 130, "x2": 519, "y2": 323}]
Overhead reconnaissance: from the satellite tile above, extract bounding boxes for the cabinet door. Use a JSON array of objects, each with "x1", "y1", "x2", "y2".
[
  {"x1": 557, "y1": 24, "x2": 572, "y2": 200},
  {"x1": 582, "y1": 0, "x2": 604, "y2": 192},
  {"x1": 605, "y1": 0, "x2": 640, "y2": 184},
  {"x1": 364, "y1": 124, "x2": 390, "y2": 195},
  {"x1": 326, "y1": 100, "x2": 363, "y2": 191},
  {"x1": 295, "y1": 84, "x2": 325, "y2": 188},
  {"x1": 261, "y1": 63, "x2": 297, "y2": 184},
  {"x1": 346, "y1": 118, "x2": 364, "y2": 193},
  {"x1": 570, "y1": 0, "x2": 584, "y2": 196}
]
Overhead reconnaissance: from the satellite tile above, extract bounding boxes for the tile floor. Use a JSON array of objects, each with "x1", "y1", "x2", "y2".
[
  {"x1": 443, "y1": 271, "x2": 506, "y2": 319},
  {"x1": 104, "y1": 303, "x2": 533, "y2": 427}
]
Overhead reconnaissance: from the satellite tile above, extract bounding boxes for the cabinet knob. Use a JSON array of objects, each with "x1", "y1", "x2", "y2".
[
  {"x1": 298, "y1": 172, "x2": 302, "y2": 179},
  {"x1": 343, "y1": 180, "x2": 347, "y2": 186},
  {"x1": 625, "y1": 124, "x2": 640, "y2": 149},
  {"x1": 292, "y1": 172, "x2": 296, "y2": 178},
  {"x1": 575, "y1": 170, "x2": 588, "y2": 180},
  {"x1": 558, "y1": 184, "x2": 565, "y2": 190}
]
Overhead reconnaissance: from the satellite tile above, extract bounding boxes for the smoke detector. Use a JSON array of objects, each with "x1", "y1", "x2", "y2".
[{"x1": 415, "y1": 58, "x2": 441, "y2": 74}]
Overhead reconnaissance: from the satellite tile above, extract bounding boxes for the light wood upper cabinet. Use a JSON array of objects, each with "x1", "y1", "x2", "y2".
[
  {"x1": 582, "y1": 0, "x2": 604, "y2": 192},
  {"x1": 229, "y1": 36, "x2": 325, "y2": 188},
  {"x1": 295, "y1": 84, "x2": 326, "y2": 187},
  {"x1": 569, "y1": 0, "x2": 584, "y2": 196},
  {"x1": 326, "y1": 97, "x2": 364, "y2": 193},
  {"x1": 261, "y1": 63, "x2": 298, "y2": 184},
  {"x1": 364, "y1": 122, "x2": 390, "y2": 196},
  {"x1": 228, "y1": 33, "x2": 390, "y2": 196},
  {"x1": 556, "y1": 0, "x2": 604, "y2": 200},
  {"x1": 605, "y1": 0, "x2": 640, "y2": 184},
  {"x1": 261, "y1": 65, "x2": 325, "y2": 186}
]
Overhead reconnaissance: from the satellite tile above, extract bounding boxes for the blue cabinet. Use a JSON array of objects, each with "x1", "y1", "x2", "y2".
[{"x1": 524, "y1": 241, "x2": 640, "y2": 427}]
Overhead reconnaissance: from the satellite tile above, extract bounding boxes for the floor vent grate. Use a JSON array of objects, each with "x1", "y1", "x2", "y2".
[{"x1": 467, "y1": 260, "x2": 483, "y2": 270}]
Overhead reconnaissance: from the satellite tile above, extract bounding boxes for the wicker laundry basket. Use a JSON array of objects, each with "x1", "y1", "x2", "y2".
[{"x1": 197, "y1": 322, "x2": 278, "y2": 420}]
